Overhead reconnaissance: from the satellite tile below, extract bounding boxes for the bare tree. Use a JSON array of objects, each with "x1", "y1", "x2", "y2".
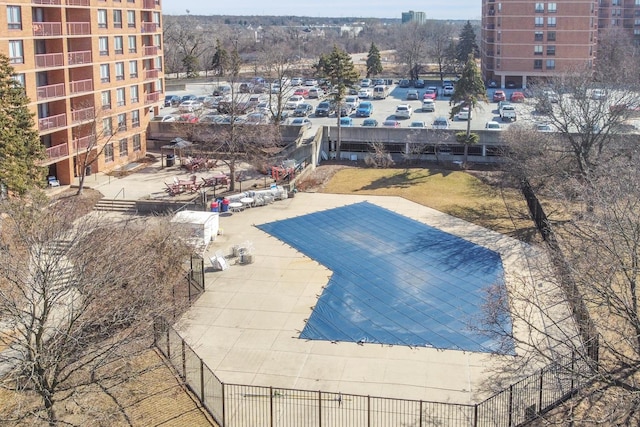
[
  {"x1": 0, "y1": 194, "x2": 193, "y2": 425},
  {"x1": 162, "y1": 15, "x2": 207, "y2": 78},
  {"x1": 395, "y1": 22, "x2": 429, "y2": 80},
  {"x1": 425, "y1": 21, "x2": 455, "y2": 83}
]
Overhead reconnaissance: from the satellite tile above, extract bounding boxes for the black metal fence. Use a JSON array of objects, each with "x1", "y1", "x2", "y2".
[{"x1": 154, "y1": 321, "x2": 593, "y2": 427}]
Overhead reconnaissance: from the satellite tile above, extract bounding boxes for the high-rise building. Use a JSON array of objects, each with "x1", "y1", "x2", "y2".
[
  {"x1": 401, "y1": 10, "x2": 427, "y2": 25},
  {"x1": 0, "y1": 0, "x2": 164, "y2": 185},
  {"x1": 481, "y1": 0, "x2": 598, "y2": 88}
]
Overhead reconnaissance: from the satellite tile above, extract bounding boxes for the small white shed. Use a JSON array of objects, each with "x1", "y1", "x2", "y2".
[{"x1": 171, "y1": 210, "x2": 219, "y2": 251}]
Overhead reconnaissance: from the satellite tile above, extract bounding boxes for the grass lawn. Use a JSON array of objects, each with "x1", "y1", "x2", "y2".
[{"x1": 320, "y1": 167, "x2": 538, "y2": 242}]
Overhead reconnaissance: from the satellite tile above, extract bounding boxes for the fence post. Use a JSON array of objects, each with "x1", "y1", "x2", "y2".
[
  {"x1": 181, "y1": 339, "x2": 186, "y2": 379},
  {"x1": 166, "y1": 326, "x2": 171, "y2": 359},
  {"x1": 419, "y1": 400, "x2": 423, "y2": 426},
  {"x1": 270, "y1": 386, "x2": 274, "y2": 427},
  {"x1": 367, "y1": 395, "x2": 371, "y2": 427},
  {"x1": 474, "y1": 404, "x2": 478, "y2": 427},
  {"x1": 318, "y1": 391, "x2": 322, "y2": 427},
  {"x1": 538, "y1": 370, "x2": 544, "y2": 416},
  {"x1": 222, "y1": 383, "x2": 226, "y2": 427},
  {"x1": 571, "y1": 351, "x2": 575, "y2": 390},
  {"x1": 508, "y1": 385, "x2": 513, "y2": 427},
  {"x1": 200, "y1": 358, "x2": 205, "y2": 403}
]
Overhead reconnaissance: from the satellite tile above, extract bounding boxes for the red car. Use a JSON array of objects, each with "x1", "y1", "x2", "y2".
[
  {"x1": 510, "y1": 91, "x2": 525, "y2": 102},
  {"x1": 492, "y1": 90, "x2": 506, "y2": 102},
  {"x1": 422, "y1": 88, "x2": 438, "y2": 100},
  {"x1": 177, "y1": 114, "x2": 199, "y2": 123},
  {"x1": 293, "y1": 88, "x2": 309, "y2": 98}
]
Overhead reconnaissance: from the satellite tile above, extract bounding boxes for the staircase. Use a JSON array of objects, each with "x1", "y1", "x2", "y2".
[{"x1": 93, "y1": 199, "x2": 138, "y2": 214}]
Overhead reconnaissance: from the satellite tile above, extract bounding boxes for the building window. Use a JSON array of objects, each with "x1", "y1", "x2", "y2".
[
  {"x1": 8, "y1": 40, "x2": 23, "y2": 64},
  {"x1": 612, "y1": 0, "x2": 621, "y2": 5},
  {"x1": 12, "y1": 73, "x2": 25, "y2": 86},
  {"x1": 100, "y1": 64, "x2": 110, "y2": 83},
  {"x1": 547, "y1": 31, "x2": 556, "y2": 41},
  {"x1": 534, "y1": 45, "x2": 543, "y2": 55},
  {"x1": 103, "y1": 118, "x2": 113, "y2": 137},
  {"x1": 113, "y1": 10, "x2": 122, "y2": 28},
  {"x1": 547, "y1": 17, "x2": 556, "y2": 27},
  {"x1": 635, "y1": 28, "x2": 640, "y2": 35},
  {"x1": 128, "y1": 35, "x2": 137, "y2": 53},
  {"x1": 636, "y1": 0, "x2": 640, "y2": 5},
  {"x1": 534, "y1": 59, "x2": 543, "y2": 69},
  {"x1": 117, "y1": 113, "x2": 126, "y2": 131},
  {"x1": 129, "y1": 60, "x2": 138, "y2": 78},
  {"x1": 535, "y1": 31, "x2": 544, "y2": 41},
  {"x1": 496, "y1": 58, "x2": 501, "y2": 69},
  {"x1": 116, "y1": 88, "x2": 125, "y2": 106},
  {"x1": 119, "y1": 138, "x2": 128, "y2": 156},
  {"x1": 101, "y1": 90, "x2": 111, "y2": 109},
  {"x1": 635, "y1": 19, "x2": 640, "y2": 25},
  {"x1": 128, "y1": 10, "x2": 136, "y2": 28},
  {"x1": 97, "y1": 9, "x2": 107, "y2": 28},
  {"x1": 548, "y1": 2, "x2": 557, "y2": 12},
  {"x1": 133, "y1": 134, "x2": 141, "y2": 151},
  {"x1": 130, "y1": 85, "x2": 139, "y2": 103},
  {"x1": 546, "y1": 59, "x2": 555, "y2": 69},
  {"x1": 547, "y1": 45, "x2": 556, "y2": 55},
  {"x1": 114, "y1": 36, "x2": 123, "y2": 55},
  {"x1": 535, "y1": 2, "x2": 544, "y2": 12},
  {"x1": 498, "y1": 2, "x2": 502, "y2": 11},
  {"x1": 153, "y1": 11, "x2": 160, "y2": 27},
  {"x1": 535, "y1": 17, "x2": 544, "y2": 27},
  {"x1": 104, "y1": 142, "x2": 114, "y2": 162},
  {"x1": 153, "y1": 34, "x2": 162, "y2": 49},
  {"x1": 154, "y1": 56, "x2": 163, "y2": 71},
  {"x1": 99, "y1": 37, "x2": 108, "y2": 56},
  {"x1": 131, "y1": 109, "x2": 140, "y2": 128},
  {"x1": 7, "y1": 6, "x2": 22, "y2": 30},
  {"x1": 115, "y1": 62, "x2": 125, "y2": 81}
]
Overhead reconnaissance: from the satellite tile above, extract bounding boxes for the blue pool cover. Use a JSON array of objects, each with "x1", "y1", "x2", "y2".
[{"x1": 257, "y1": 201, "x2": 512, "y2": 353}]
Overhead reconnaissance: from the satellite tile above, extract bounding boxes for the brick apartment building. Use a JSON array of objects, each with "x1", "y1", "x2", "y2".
[
  {"x1": 0, "y1": 0, "x2": 164, "y2": 185},
  {"x1": 481, "y1": 0, "x2": 598, "y2": 88}
]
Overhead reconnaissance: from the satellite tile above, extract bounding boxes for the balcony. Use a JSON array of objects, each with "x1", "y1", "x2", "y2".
[
  {"x1": 67, "y1": 22, "x2": 91, "y2": 35},
  {"x1": 33, "y1": 22, "x2": 62, "y2": 37},
  {"x1": 144, "y1": 45, "x2": 158, "y2": 56},
  {"x1": 33, "y1": 0, "x2": 61, "y2": 4},
  {"x1": 145, "y1": 91, "x2": 160, "y2": 104},
  {"x1": 141, "y1": 22, "x2": 158, "y2": 33},
  {"x1": 65, "y1": 0, "x2": 90, "y2": 5},
  {"x1": 37, "y1": 83, "x2": 65, "y2": 101},
  {"x1": 46, "y1": 143, "x2": 69, "y2": 160},
  {"x1": 39, "y1": 113, "x2": 67, "y2": 132},
  {"x1": 142, "y1": 0, "x2": 156, "y2": 8},
  {"x1": 72, "y1": 106, "x2": 95, "y2": 123},
  {"x1": 144, "y1": 69, "x2": 159, "y2": 80},
  {"x1": 35, "y1": 52, "x2": 64, "y2": 68},
  {"x1": 69, "y1": 78, "x2": 93, "y2": 94},
  {"x1": 68, "y1": 50, "x2": 91, "y2": 65},
  {"x1": 72, "y1": 135, "x2": 94, "y2": 150}
]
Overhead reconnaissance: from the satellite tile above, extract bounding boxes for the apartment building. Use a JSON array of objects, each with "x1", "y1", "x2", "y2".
[
  {"x1": 0, "y1": 0, "x2": 164, "y2": 185},
  {"x1": 481, "y1": 0, "x2": 598, "y2": 88},
  {"x1": 401, "y1": 10, "x2": 426, "y2": 24}
]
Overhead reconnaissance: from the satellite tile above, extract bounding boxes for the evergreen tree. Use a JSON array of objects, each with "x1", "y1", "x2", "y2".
[
  {"x1": 211, "y1": 39, "x2": 230, "y2": 76},
  {"x1": 366, "y1": 43, "x2": 383, "y2": 78},
  {"x1": 456, "y1": 21, "x2": 479, "y2": 63},
  {"x1": 0, "y1": 54, "x2": 46, "y2": 195}
]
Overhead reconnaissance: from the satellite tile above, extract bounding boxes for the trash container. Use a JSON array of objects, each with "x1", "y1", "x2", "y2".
[
  {"x1": 210, "y1": 201, "x2": 219, "y2": 212},
  {"x1": 166, "y1": 154, "x2": 175, "y2": 167},
  {"x1": 85, "y1": 165, "x2": 92, "y2": 176},
  {"x1": 220, "y1": 198, "x2": 229, "y2": 213}
]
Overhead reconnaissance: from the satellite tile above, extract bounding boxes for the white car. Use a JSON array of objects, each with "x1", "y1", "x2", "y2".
[
  {"x1": 432, "y1": 116, "x2": 451, "y2": 129},
  {"x1": 422, "y1": 99, "x2": 436, "y2": 112},
  {"x1": 345, "y1": 95, "x2": 360, "y2": 109},
  {"x1": 285, "y1": 95, "x2": 304, "y2": 109},
  {"x1": 304, "y1": 79, "x2": 318, "y2": 87},
  {"x1": 358, "y1": 88, "x2": 372, "y2": 99},
  {"x1": 178, "y1": 100, "x2": 203, "y2": 113},
  {"x1": 536, "y1": 123, "x2": 555, "y2": 132},
  {"x1": 290, "y1": 77, "x2": 304, "y2": 86},
  {"x1": 395, "y1": 104, "x2": 413, "y2": 119},
  {"x1": 153, "y1": 114, "x2": 176, "y2": 122},
  {"x1": 485, "y1": 121, "x2": 502, "y2": 130},
  {"x1": 360, "y1": 78, "x2": 372, "y2": 87},
  {"x1": 455, "y1": 107, "x2": 470, "y2": 120},
  {"x1": 443, "y1": 85, "x2": 455, "y2": 96},
  {"x1": 308, "y1": 87, "x2": 324, "y2": 99}
]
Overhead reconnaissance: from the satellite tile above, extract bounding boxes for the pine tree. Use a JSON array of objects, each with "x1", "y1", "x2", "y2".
[
  {"x1": 366, "y1": 43, "x2": 383, "y2": 78},
  {"x1": 0, "y1": 54, "x2": 46, "y2": 196},
  {"x1": 211, "y1": 39, "x2": 230, "y2": 76},
  {"x1": 456, "y1": 21, "x2": 479, "y2": 63}
]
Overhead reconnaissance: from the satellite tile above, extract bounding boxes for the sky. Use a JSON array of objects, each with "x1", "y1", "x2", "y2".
[{"x1": 161, "y1": 0, "x2": 481, "y2": 21}]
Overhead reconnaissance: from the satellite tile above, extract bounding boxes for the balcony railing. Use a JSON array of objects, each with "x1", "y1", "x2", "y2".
[
  {"x1": 33, "y1": 0, "x2": 61, "y2": 4},
  {"x1": 141, "y1": 22, "x2": 158, "y2": 33},
  {"x1": 143, "y1": 45, "x2": 158, "y2": 56},
  {"x1": 145, "y1": 91, "x2": 160, "y2": 103},
  {"x1": 66, "y1": 0, "x2": 90, "y2": 5},
  {"x1": 37, "y1": 83, "x2": 65, "y2": 101},
  {"x1": 46, "y1": 143, "x2": 68, "y2": 160},
  {"x1": 35, "y1": 52, "x2": 64, "y2": 68},
  {"x1": 67, "y1": 22, "x2": 91, "y2": 35},
  {"x1": 144, "y1": 69, "x2": 159, "y2": 80},
  {"x1": 68, "y1": 50, "x2": 91, "y2": 65},
  {"x1": 72, "y1": 135, "x2": 95, "y2": 150},
  {"x1": 142, "y1": 0, "x2": 156, "y2": 8},
  {"x1": 71, "y1": 106, "x2": 95, "y2": 123},
  {"x1": 39, "y1": 113, "x2": 67, "y2": 132},
  {"x1": 69, "y1": 78, "x2": 93, "y2": 94},
  {"x1": 33, "y1": 22, "x2": 62, "y2": 37}
]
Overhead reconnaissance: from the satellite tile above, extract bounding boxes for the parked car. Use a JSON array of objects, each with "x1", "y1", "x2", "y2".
[
  {"x1": 421, "y1": 99, "x2": 436, "y2": 112},
  {"x1": 443, "y1": 85, "x2": 455, "y2": 96},
  {"x1": 164, "y1": 95, "x2": 181, "y2": 107},
  {"x1": 356, "y1": 102, "x2": 373, "y2": 117},
  {"x1": 340, "y1": 105, "x2": 353, "y2": 117},
  {"x1": 293, "y1": 103, "x2": 314, "y2": 117},
  {"x1": 506, "y1": 80, "x2": 517, "y2": 88},
  {"x1": 399, "y1": 79, "x2": 411, "y2": 88},
  {"x1": 339, "y1": 116, "x2": 353, "y2": 126},
  {"x1": 423, "y1": 88, "x2": 438, "y2": 100},
  {"x1": 176, "y1": 113, "x2": 199, "y2": 123},
  {"x1": 362, "y1": 118, "x2": 379, "y2": 127},
  {"x1": 285, "y1": 95, "x2": 304, "y2": 109},
  {"x1": 591, "y1": 88, "x2": 606, "y2": 100},
  {"x1": 345, "y1": 95, "x2": 360, "y2": 109},
  {"x1": 360, "y1": 78, "x2": 372, "y2": 87},
  {"x1": 315, "y1": 100, "x2": 336, "y2": 117},
  {"x1": 455, "y1": 107, "x2": 470, "y2": 121},
  {"x1": 293, "y1": 87, "x2": 309, "y2": 98},
  {"x1": 290, "y1": 77, "x2": 303, "y2": 86},
  {"x1": 178, "y1": 100, "x2": 203, "y2": 113},
  {"x1": 536, "y1": 123, "x2": 555, "y2": 132},
  {"x1": 180, "y1": 94, "x2": 197, "y2": 102},
  {"x1": 212, "y1": 85, "x2": 231, "y2": 96},
  {"x1": 493, "y1": 90, "x2": 506, "y2": 102},
  {"x1": 358, "y1": 88, "x2": 372, "y2": 99},
  {"x1": 406, "y1": 90, "x2": 419, "y2": 100},
  {"x1": 499, "y1": 103, "x2": 517, "y2": 121},
  {"x1": 304, "y1": 78, "x2": 318, "y2": 87},
  {"x1": 290, "y1": 117, "x2": 312, "y2": 129},
  {"x1": 414, "y1": 79, "x2": 426, "y2": 88},
  {"x1": 395, "y1": 104, "x2": 413, "y2": 119},
  {"x1": 510, "y1": 91, "x2": 526, "y2": 102},
  {"x1": 372, "y1": 78, "x2": 385, "y2": 86},
  {"x1": 485, "y1": 121, "x2": 502, "y2": 130},
  {"x1": 153, "y1": 114, "x2": 176, "y2": 122},
  {"x1": 382, "y1": 119, "x2": 401, "y2": 128},
  {"x1": 409, "y1": 121, "x2": 427, "y2": 128},
  {"x1": 432, "y1": 117, "x2": 451, "y2": 129},
  {"x1": 308, "y1": 87, "x2": 324, "y2": 99},
  {"x1": 239, "y1": 82, "x2": 253, "y2": 93}
]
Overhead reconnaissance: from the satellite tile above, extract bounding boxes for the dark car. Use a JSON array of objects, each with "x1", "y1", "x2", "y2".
[
  {"x1": 239, "y1": 82, "x2": 252, "y2": 93},
  {"x1": 315, "y1": 100, "x2": 336, "y2": 117},
  {"x1": 293, "y1": 103, "x2": 314, "y2": 117},
  {"x1": 414, "y1": 79, "x2": 426, "y2": 88},
  {"x1": 164, "y1": 95, "x2": 180, "y2": 107},
  {"x1": 399, "y1": 79, "x2": 411, "y2": 88}
]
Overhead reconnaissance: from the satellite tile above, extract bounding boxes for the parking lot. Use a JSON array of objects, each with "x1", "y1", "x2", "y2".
[{"x1": 161, "y1": 80, "x2": 544, "y2": 134}]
